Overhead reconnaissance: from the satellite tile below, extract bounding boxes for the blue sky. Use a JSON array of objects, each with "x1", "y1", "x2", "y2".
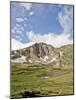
[{"x1": 11, "y1": 2, "x2": 73, "y2": 50}]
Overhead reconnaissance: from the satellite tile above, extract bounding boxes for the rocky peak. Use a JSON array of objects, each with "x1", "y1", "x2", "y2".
[{"x1": 11, "y1": 43, "x2": 73, "y2": 68}]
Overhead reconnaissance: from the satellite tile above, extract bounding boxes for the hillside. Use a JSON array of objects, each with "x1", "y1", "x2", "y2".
[{"x1": 11, "y1": 43, "x2": 73, "y2": 68}]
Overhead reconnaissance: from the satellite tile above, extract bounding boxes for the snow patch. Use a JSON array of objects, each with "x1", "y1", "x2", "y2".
[
  {"x1": 44, "y1": 56, "x2": 57, "y2": 64},
  {"x1": 49, "y1": 57, "x2": 57, "y2": 63},
  {"x1": 29, "y1": 59, "x2": 32, "y2": 63},
  {"x1": 12, "y1": 56, "x2": 27, "y2": 63},
  {"x1": 40, "y1": 56, "x2": 48, "y2": 61},
  {"x1": 56, "y1": 62, "x2": 59, "y2": 66},
  {"x1": 44, "y1": 56, "x2": 49, "y2": 61}
]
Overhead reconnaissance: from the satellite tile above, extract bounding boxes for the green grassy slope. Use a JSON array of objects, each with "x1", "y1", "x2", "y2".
[
  {"x1": 11, "y1": 63, "x2": 73, "y2": 98},
  {"x1": 59, "y1": 44, "x2": 73, "y2": 67}
]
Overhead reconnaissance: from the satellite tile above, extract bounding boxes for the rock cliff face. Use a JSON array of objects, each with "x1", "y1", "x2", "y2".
[{"x1": 11, "y1": 43, "x2": 73, "y2": 68}]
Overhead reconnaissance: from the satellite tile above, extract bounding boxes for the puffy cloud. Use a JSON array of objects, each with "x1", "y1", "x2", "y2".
[
  {"x1": 20, "y1": 3, "x2": 32, "y2": 11},
  {"x1": 29, "y1": 11, "x2": 34, "y2": 16},
  {"x1": 12, "y1": 39, "x2": 24, "y2": 50},
  {"x1": 11, "y1": 28, "x2": 15, "y2": 34},
  {"x1": 16, "y1": 17, "x2": 24, "y2": 22},
  {"x1": 24, "y1": 17, "x2": 27, "y2": 21},
  {"x1": 58, "y1": 6, "x2": 73, "y2": 34},
  {"x1": 26, "y1": 31, "x2": 73, "y2": 47},
  {"x1": 16, "y1": 17, "x2": 27, "y2": 22},
  {"x1": 12, "y1": 38, "x2": 35, "y2": 50},
  {"x1": 12, "y1": 30, "x2": 73, "y2": 50},
  {"x1": 11, "y1": 24, "x2": 24, "y2": 34}
]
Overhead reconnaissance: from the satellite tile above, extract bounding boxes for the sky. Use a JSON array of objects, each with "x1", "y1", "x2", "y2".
[{"x1": 11, "y1": 2, "x2": 74, "y2": 50}]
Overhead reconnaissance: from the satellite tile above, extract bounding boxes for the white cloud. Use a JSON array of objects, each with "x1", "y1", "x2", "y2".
[
  {"x1": 16, "y1": 30, "x2": 22, "y2": 34},
  {"x1": 16, "y1": 17, "x2": 24, "y2": 22},
  {"x1": 16, "y1": 17, "x2": 27, "y2": 23},
  {"x1": 58, "y1": 6, "x2": 73, "y2": 34},
  {"x1": 21, "y1": 27, "x2": 24, "y2": 31},
  {"x1": 24, "y1": 24, "x2": 26, "y2": 27},
  {"x1": 11, "y1": 24, "x2": 24, "y2": 34},
  {"x1": 11, "y1": 27, "x2": 22, "y2": 34},
  {"x1": 12, "y1": 39, "x2": 24, "y2": 50},
  {"x1": 12, "y1": 31, "x2": 73, "y2": 50},
  {"x1": 11, "y1": 27, "x2": 16, "y2": 34},
  {"x1": 26, "y1": 31, "x2": 73, "y2": 47},
  {"x1": 29, "y1": 11, "x2": 34, "y2": 16},
  {"x1": 11, "y1": 29, "x2": 15, "y2": 34},
  {"x1": 20, "y1": 3, "x2": 32, "y2": 11},
  {"x1": 24, "y1": 17, "x2": 27, "y2": 21},
  {"x1": 12, "y1": 38, "x2": 35, "y2": 50}
]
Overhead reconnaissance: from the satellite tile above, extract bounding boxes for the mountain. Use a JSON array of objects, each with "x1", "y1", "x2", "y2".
[{"x1": 11, "y1": 43, "x2": 73, "y2": 68}]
